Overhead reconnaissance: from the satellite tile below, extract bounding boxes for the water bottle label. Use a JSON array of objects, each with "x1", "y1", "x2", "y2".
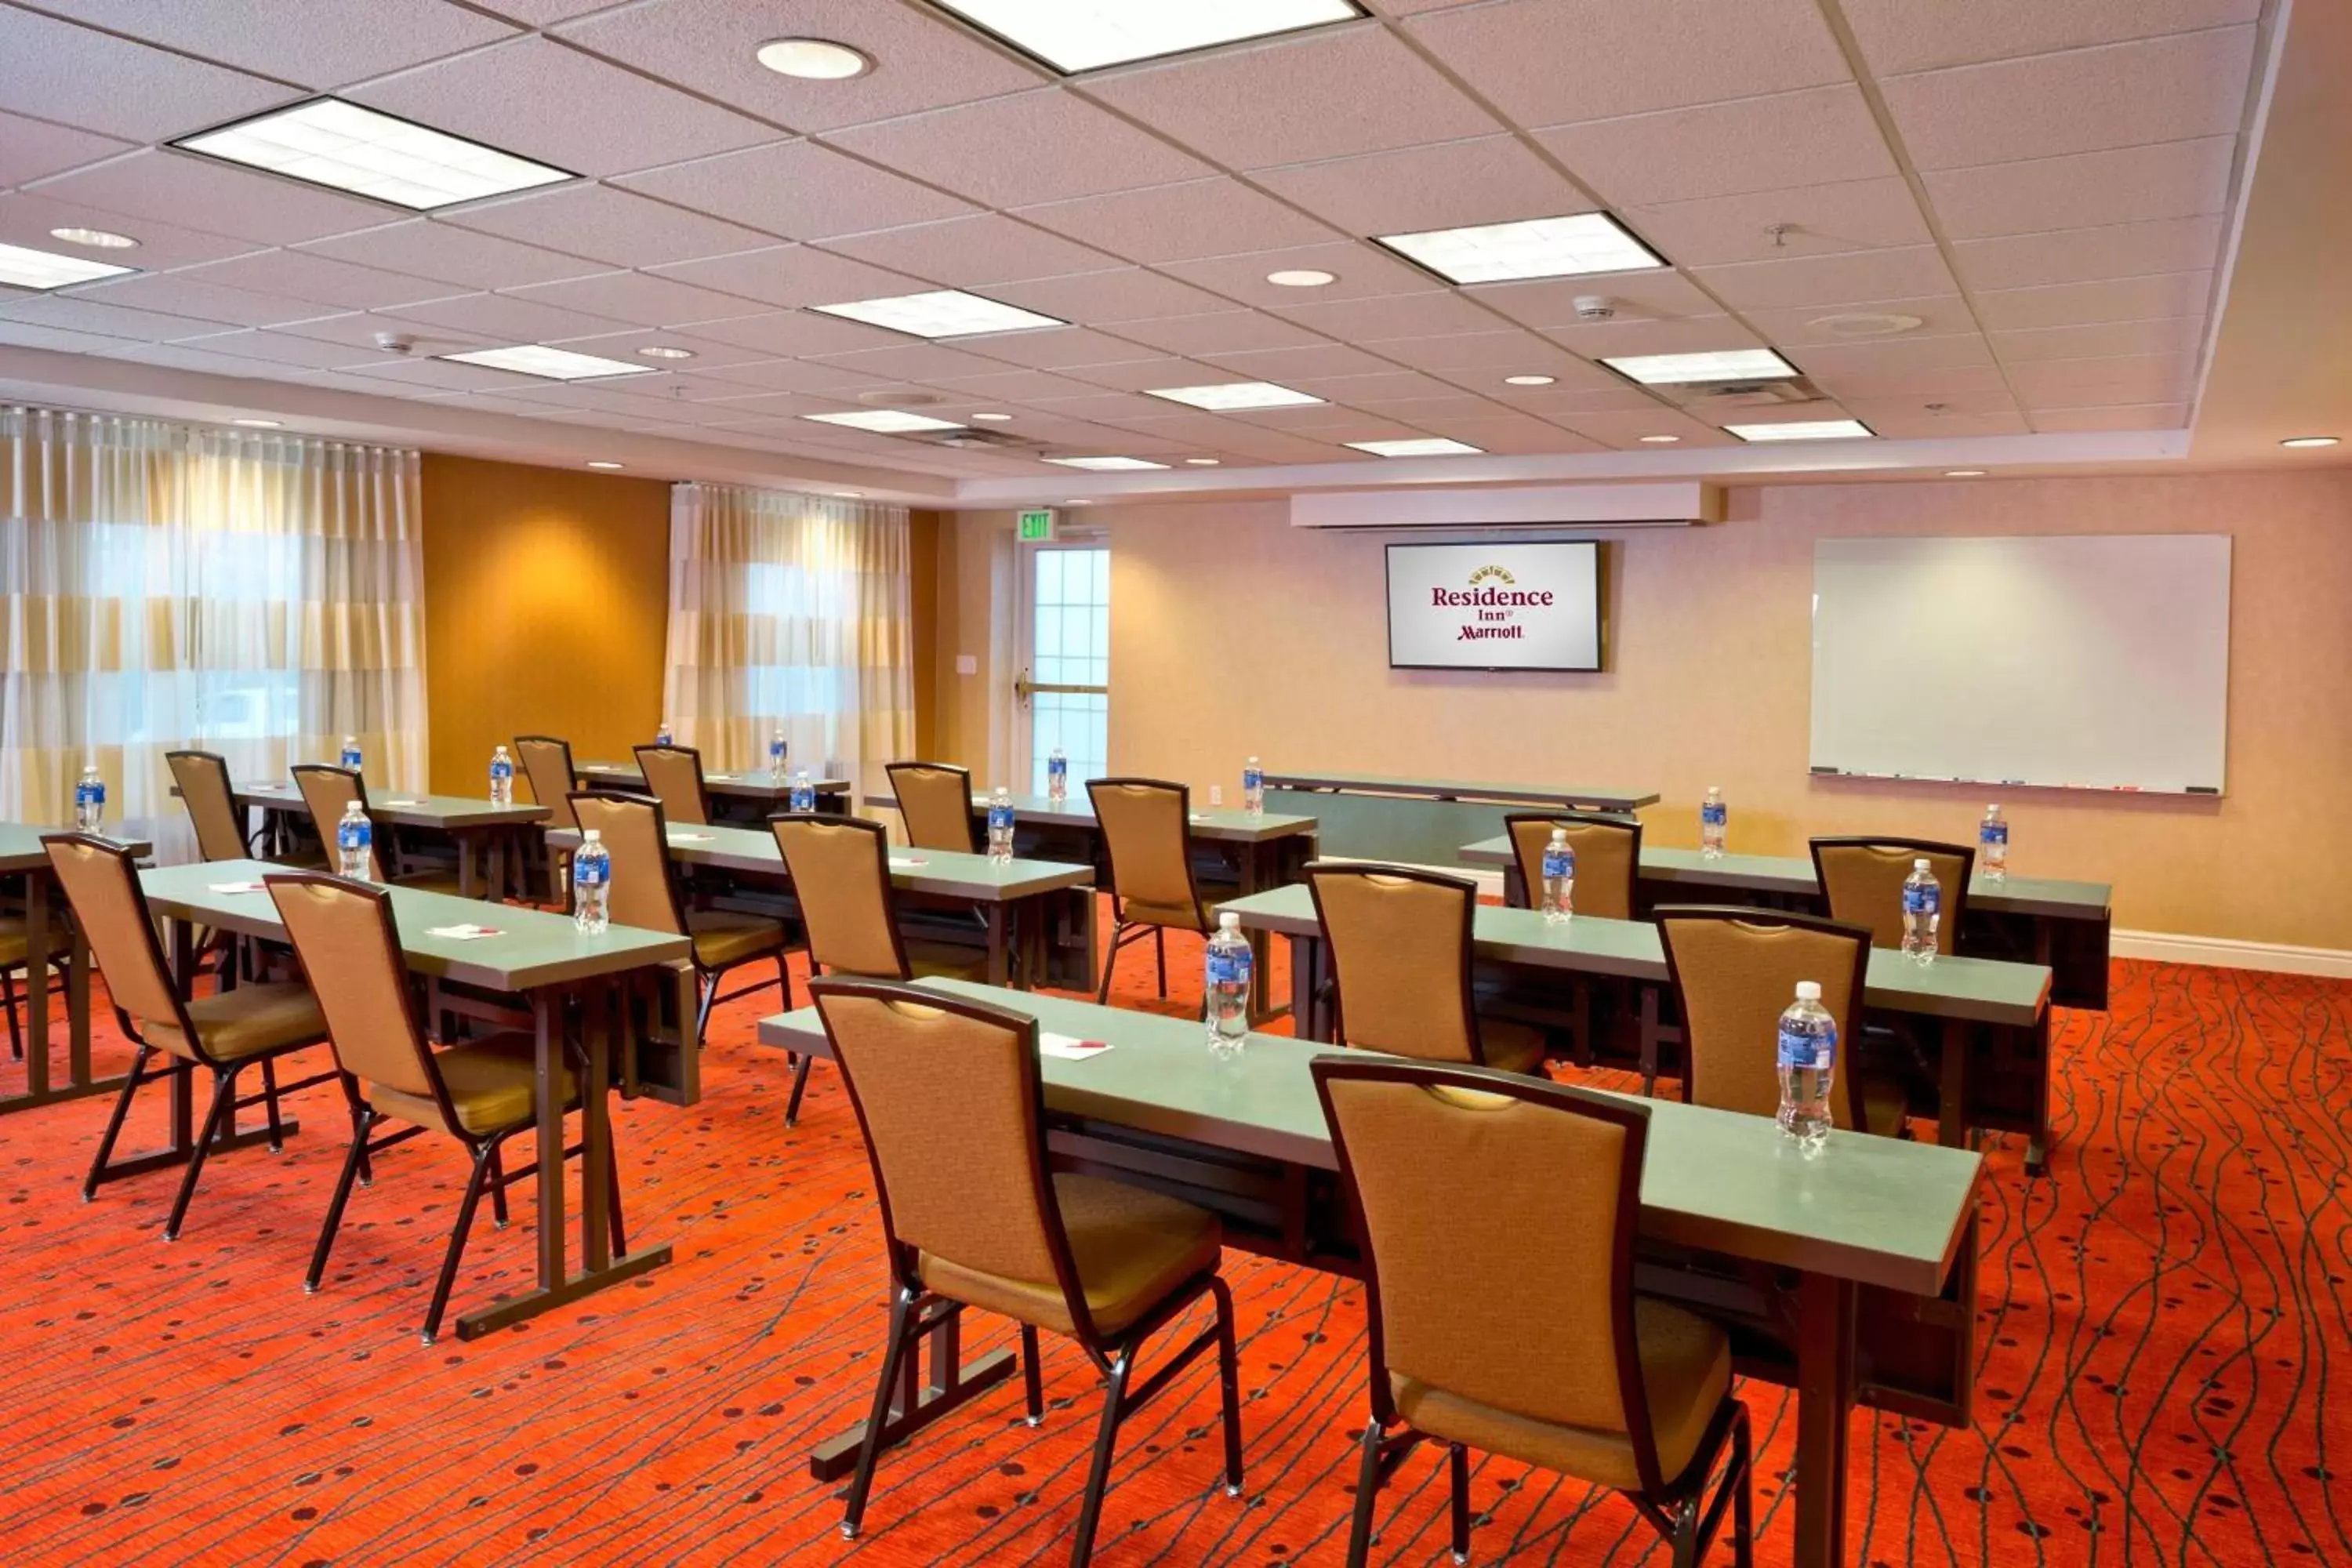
[
  {"x1": 341, "y1": 750, "x2": 361, "y2": 768},
  {"x1": 1702, "y1": 802, "x2": 1726, "y2": 828},
  {"x1": 1542, "y1": 848, "x2": 1573, "y2": 880},
  {"x1": 77, "y1": 781, "x2": 103, "y2": 807},
  {"x1": 1207, "y1": 949, "x2": 1251, "y2": 988},
  {"x1": 1047, "y1": 757, "x2": 1066, "y2": 777},
  {"x1": 989, "y1": 806, "x2": 1014, "y2": 831},
  {"x1": 769, "y1": 739, "x2": 786, "y2": 760},
  {"x1": 575, "y1": 857, "x2": 608, "y2": 887},
  {"x1": 1242, "y1": 767, "x2": 1263, "y2": 790},
  {"x1": 1904, "y1": 884, "x2": 1939, "y2": 915},
  {"x1": 339, "y1": 822, "x2": 368, "y2": 851},
  {"x1": 1778, "y1": 1022, "x2": 1835, "y2": 1072},
  {"x1": 1981, "y1": 822, "x2": 2009, "y2": 846}
]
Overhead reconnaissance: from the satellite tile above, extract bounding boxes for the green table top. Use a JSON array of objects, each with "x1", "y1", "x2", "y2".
[
  {"x1": 546, "y1": 822, "x2": 1094, "y2": 902},
  {"x1": 1264, "y1": 769, "x2": 1659, "y2": 811},
  {"x1": 140, "y1": 858, "x2": 688, "y2": 992},
  {"x1": 1220, "y1": 882, "x2": 2051, "y2": 1027},
  {"x1": 866, "y1": 791, "x2": 1319, "y2": 844},
  {"x1": 758, "y1": 978, "x2": 1981, "y2": 1298},
  {"x1": 0, "y1": 823, "x2": 153, "y2": 872},
  {"x1": 1457, "y1": 837, "x2": 2112, "y2": 920},
  {"x1": 215, "y1": 782, "x2": 547, "y2": 829},
  {"x1": 576, "y1": 761, "x2": 851, "y2": 799}
]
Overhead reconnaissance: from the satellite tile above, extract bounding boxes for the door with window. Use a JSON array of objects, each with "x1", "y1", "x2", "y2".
[{"x1": 1013, "y1": 543, "x2": 1109, "y2": 797}]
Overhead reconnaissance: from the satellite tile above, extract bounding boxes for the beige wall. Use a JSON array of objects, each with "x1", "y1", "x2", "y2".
[{"x1": 940, "y1": 470, "x2": 2352, "y2": 949}]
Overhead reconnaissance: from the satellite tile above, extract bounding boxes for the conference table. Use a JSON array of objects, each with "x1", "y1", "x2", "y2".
[
  {"x1": 1222, "y1": 883, "x2": 2060, "y2": 1174},
  {"x1": 1261, "y1": 768, "x2": 1658, "y2": 866},
  {"x1": 0, "y1": 825, "x2": 154, "y2": 1121},
  {"x1": 139, "y1": 859, "x2": 689, "y2": 1340},
  {"x1": 759, "y1": 978, "x2": 1984, "y2": 1568},
  {"x1": 189, "y1": 780, "x2": 549, "y2": 900},
  {"x1": 1460, "y1": 836, "x2": 2115, "y2": 1011},
  {"x1": 574, "y1": 760, "x2": 851, "y2": 826}
]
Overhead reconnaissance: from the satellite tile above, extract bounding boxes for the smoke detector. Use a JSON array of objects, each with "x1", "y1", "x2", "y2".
[
  {"x1": 1573, "y1": 295, "x2": 1617, "y2": 321},
  {"x1": 372, "y1": 331, "x2": 416, "y2": 355}
]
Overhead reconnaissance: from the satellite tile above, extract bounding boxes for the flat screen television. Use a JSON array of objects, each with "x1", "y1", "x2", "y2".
[{"x1": 1385, "y1": 539, "x2": 1602, "y2": 671}]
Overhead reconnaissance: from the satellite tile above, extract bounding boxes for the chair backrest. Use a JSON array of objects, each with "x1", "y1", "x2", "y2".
[
  {"x1": 1505, "y1": 812, "x2": 1642, "y2": 920},
  {"x1": 633, "y1": 744, "x2": 709, "y2": 826},
  {"x1": 514, "y1": 735, "x2": 578, "y2": 832},
  {"x1": 1312, "y1": 1058, "x2": 1668, "y2": 1495},
  {"x1": 166, "y1": 750, "x2": 247, "y2": 862},
  {"x1": 887, "y1": 761, "x2": 978, "y2": 853},
  {"x1": 1087, "y1": 777, "x2": 1202, "y2": 924},
  {"x1": 1810, "y1": 837, "x2": 1972, "y2": 954},
  {"x1": 811, "y1": 978, "x2": 1098, "y2": 1340},
  {"x1": 291, "y1": 764, "x2": 365, "y2": 847},
  {"x1": 773, "y1": 815, "x2": 909, "y2": 980},
  {"x1": 39, "y1": 833, "x2": 193, "y2": 1047},
  {"x1": 265, "y1": 873, "x2": 445, "y2": 1113},
  {"x1": 1305, "y1": 863, "x2": 1484, "y2": 1065},
  {"x1": 568, "y1": 791, "x2": 688, "y2": 938},
  {"x1": 1656, "y1": 906, "x2": 1871, "y2": 1130}
]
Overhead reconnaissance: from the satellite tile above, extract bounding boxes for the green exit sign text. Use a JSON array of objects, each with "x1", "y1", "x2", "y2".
[{"x1": 1017, "y1": 507, "x2": 1057, "y2": 543}]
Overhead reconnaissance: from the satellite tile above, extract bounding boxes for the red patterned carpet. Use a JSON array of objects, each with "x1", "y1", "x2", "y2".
[{"x1": 2, "y1": 935, "x2": 2347, "y2": 1566}]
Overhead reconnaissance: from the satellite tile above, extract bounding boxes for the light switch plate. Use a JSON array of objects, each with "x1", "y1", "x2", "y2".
[
  {"x1": 955, "y1": 654, "x2": 978, "y2": 676},
  {"x1": 1209, "y1": 784, "x2": 1225, "y2": 807}
]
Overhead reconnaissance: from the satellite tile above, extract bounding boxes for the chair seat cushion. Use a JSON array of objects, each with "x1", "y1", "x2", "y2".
[
  {"x1": 1392, "y1": 1297, "x2": 1730, "y2": 1493},
  {"x1": 1120, "y1": 897, "x2": 1204, "y2": 931},
  {"x1": 687, "y1": 909, "x2": 786, "y2": 970},
  {"x1": 144, "y1": 982, "x2": 326, "y2": 1063},
  {"x1": 906, "y1": 941, "x2": 991, "y2": 982},
  {"x1": 1859, "y1": 1076, "x2": 1911, "y2": 1138},
  {"x1": 920, "y1": 1173, "x2": 1221, "y2": 1338},
  {"x1": 369, "y1": 1031, "x2": 574, "y2": 1136},
  {"x1": 1476, "y1": 1016, "x2": 1550, "y2": 1076},
  {"x1": 0, "y1": 916, "x2": 29, "y2": 968}
]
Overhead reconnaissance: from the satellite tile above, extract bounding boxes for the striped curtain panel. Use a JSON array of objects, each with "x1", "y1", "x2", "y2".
[
  {"x1": 662, "y1": 482, "x2": 914, "y2": 800},
  {"x1": 0, "y1": 405, "x2": 426, "y2": 859}
]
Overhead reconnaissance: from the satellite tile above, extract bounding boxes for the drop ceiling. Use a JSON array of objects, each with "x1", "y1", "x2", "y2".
[{"x1": 0, "y1": 0, "x2": 2328, "y2": 504}]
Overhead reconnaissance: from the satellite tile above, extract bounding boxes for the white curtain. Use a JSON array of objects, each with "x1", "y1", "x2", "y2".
[
  {"x1": 0, "y1": 405, "x2": 426, "y2": 861},
  {"x1": 662, "y1": 483, "x2": 913, "y2": 799}
]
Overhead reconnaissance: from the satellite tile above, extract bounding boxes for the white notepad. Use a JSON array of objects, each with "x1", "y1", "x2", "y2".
[
  {"x1": 426, "y1": 924, "x2": 503, "y2": 940},
  {"x1": 1040, "y1": 1031, "x2": 1112, "y2": 1060},
  {"x1": 207, "y1": 881, "x2": 267, "y2": 894}
]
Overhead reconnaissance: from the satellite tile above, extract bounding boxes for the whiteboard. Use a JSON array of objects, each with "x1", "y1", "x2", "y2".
[{"x1": 1809, "y1": 535, "x2": 2230, "y2": 795}]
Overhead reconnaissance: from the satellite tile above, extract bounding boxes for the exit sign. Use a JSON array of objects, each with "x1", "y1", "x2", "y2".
[{"x1": 1017, "y1": 507, "x2": 1057, "y2": 543}]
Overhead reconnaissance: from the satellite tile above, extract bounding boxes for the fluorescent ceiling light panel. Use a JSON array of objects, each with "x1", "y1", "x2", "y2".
[
  {"x1": 930, "y1": 0, "x2": 1364, "y2": 74},
  {"x1": 1145, "y1": 381, "x2": 1323, "y2": 411},
  {"x1": 1725, "y1": 419, "x2": 1874, "y2": 442},
  {"x1": 440, "y1": 345, "x2": 654, "y2": 380},
  {"x1": 1045, "y1": 456, "x2": 1168, "y2": 470},
  {"x1": 174, "y1": 99, "x2": 572, "y2": 210},
  {"x1": 811, "y1": 289, "x2": 1065, "y2": 339},
  {"x1": 1602, "y1": 349, "x2": 1798, "y2": 385},
  {"x1": 0, "y1": 240, "x2": 135, "y2": 290},
  {"x1": 1345, "y1": 437, "x2": 1485, "y2": 457},
  {"x1": 1377, "y1": 212, "x2": 1662, "y2": 285},
  {"x1": 802, "y1": 409, "x2": 966, "y2": 433}
]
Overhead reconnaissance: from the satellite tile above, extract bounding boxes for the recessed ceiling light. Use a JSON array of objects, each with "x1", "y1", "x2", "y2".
[
  {"x1": 49, "y1": 227, "x2": 137, "y2": 250},
  {"x1": 173, "y1": 98, "x2": 572, "y2": 210},
  {"x1": 1346, "y1": 437, "x2": 1486, "y2": 458},
  {"x1": 833, "y1": 490, "x2": 864, "y2": 499},
  {"x1": 1638, "y1": 434, "x2": 1682, "y2": 444},
  {"x1": 1047, "y1": 456, "x2": 1168, "y2": 471},
  {"x1": 754, "y1": 38, "x2": 873, "y2": 79},
  {"x1": 1502, "y1": 374, "x2": 1555, "y2": 387},
  {"x1": 1945, "y1": 469, "x2": 1987, "y2": 477},
  {"x1": 1185, "y1": 457, "x2": 1221, "y2": 466},
  {"x1": 635, "y1": 344, "x2": 695, "y2": 360},
  {"x1": 441, "y1": 345, "x2": 653, "y2": 381},
  {"x1": 1267, "y1": 268, "x2": 1335, "y2": 288},
  {"x1": 0, "y1": 240, "x2": 135, "y2": 290},
  {"x1": 803, "y1": 408, "x2": 965, "y2": 433},
  {"x1": 1065, "y1": 499, "x2": 1094, "y2": 506},
  {"x1": 1726, "y1": 419, "x2": 1875, "y2": 442},
  {"x1": 969, "y1": 412, "x2": 1014, "y2": 422},
  {"x1": 928, "y1": 0, "x2": 1363, "y2": 74},
  {"x1": 1145, "y1": 381, "x2": 1323, "y2": 411},
  {"x1": 2279, "y1": 436, "x2": 2340, "y2": 448},
  {"x1": 1377, "y1": 212, "x2": 1662, "y2": 285},
  {"x1": 586, "y1": 460, "x2": 625, "y2": 470},
  {"x1": 811, "y1": 289, "x2": 1065, "y2": 339},
  {"x1": 230, "y1": 418, "x2": 283, "y2": 429},
  {"x1": 1602, "y1": 349, "x2": 1798, "y2": 386}
]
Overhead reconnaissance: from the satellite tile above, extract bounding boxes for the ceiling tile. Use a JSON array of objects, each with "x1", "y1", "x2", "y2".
[
  {"x1": 339, "y1": 354, "x2": 571, "y2": 393},
  {"x1": 953, "y1": 327, "x2": 1160, "y2": 371},
  {"x1": 1882, "y1": 28, "x2": 2257, "y2": 172},
  {"x1": 660, "y1": 356, "x2": 890, "y2": 395},
  {"x1": 266, "y1": 309, "x2": 496, "y2": 353},
  {"x1": 1737, "y1": 294, "x2": 1979, "y2": 347},
  {"x1": 1796, "y1": 360, "x2": 2011, "y2": 399},
  {"x1": 2005, "y1": 350, "x2": 2198, "y2": 396},
  {"x1": 1692, "y1": 245, "x2": 1959, "y2": 310},
  {"x1": 822, "y1": 215, "x2": 1121, "y2": 286},
  {"x1": 1012, "y1": 178, "x2": 1339, "y2": 264},
  {"x1": 1555, "y1": 407, "x2": 1740, "y2": 447},
  {"x1": 0, "y1": 8, "x2": 296, "y2": 142},
  {"x1": 0, "y1": 292, "x2": 245, "y2": 340},
  {"x1": 176, "y1": 249, "x2": 459, "y2": 310},
  {"x1": 1306, "y1": 371, "x2": 1490, "y2": 406},
  {"x1": 1948, "y1": 216, "x2": 2224, "y2": 292},
  {"x1": 382, "y1": 290, "x2": 634, "y2": 343},
  {"x1": 827, "y1": 90, "x2": 1210, "y2": 208},
  {"x1": 503, "y1": 270, "x2": 777, "y2": 328},
  {"x1": 171, "y1": 327, "x2": 401, "y2": 370},
  {"x1": 1411, "y1": 414, "x2": 1608, "y2": 454},
  {"x1": 985, "y1": 268, "x2": 1232, "y2": 325},
  {"x1": 913, "y1": 367, "x2": 1121, "y2": 401},
  {"x1": 2030, "y1": 401, "x2": 2190, "y2": 431},
  {"x1": 68, "y1": 274, "x2": 333, "y2": 331},
  {"x1": 470, "y1": 0, "x2": 622, "y2": 24},
  {"x1": 1197, "y1": 342, "x2": 1401, "y2": 381},
  {"x1": 1057, "y1": 356, "x2": 1228, "y2": 392},
  {"x1": 1269, "y1": 290, "x2": 1503, "y2": 340},
  {"x1": 0, "y1": 111, "x2": 132, "y2": 189},
  {"x1": 1356, "y1": 332, "x2": 1623, "y2": 387},
  {"x1": 1156, "y1": 241, "x2": 1436, "y2": 307},
  {"x1": 30, "y1": 0, "x2": 521, "y2": 87},
  {"x1": 27, "y1": 149, "x2": 397, "y2": 245},
  {"x1": 1990, "y1": 316, "x2": 2206, "y2": 361},
  {"x1": 1252, "y1": 136, "x2": 1592, "y2": 236},
  {"x1": 1921, "y1": 136, "x2": 2236, "y2": 238},
  {"x1": 444, "y1": 183, "x2": 777, "y2": 268},
  {"x1": 1022, "y1": 389, "x2": 1187, "y2": 423},
  {"x1": 352, "y1": 37, "x2": 778, "y2": 177},
  {"x1": 1489, "y1": 383, "x2": 1668, "y2": 416},
  {"x1": 1537, "y1": 86, "x2": 1894, "y2": 208},
  {"x1": 1405, "y1": 0, "x2": 1848, "y2": 125},
  {"x1": 1621, "y1": 177, "x2": 1933, "y2": 267},
  {"x1": 0, "y1": 191, "x2": 263, "y2": 270},
  {"x1": 1105, "y1": 310, "x2": 1332, "y2": 357},
  {"x1": 1538, "y1": 313, "x2": 1767, "y2": 358},
  {"x1": 613, "y1": 140, "x2": 975, "y2": 242},
  {"x1": 1788, "y1": 332, "x2": 1997, "y2": 376},
  {"x1": 1083, "y1": 24, "x2": 1498, "y2": 169},
  {"x1": 1973, "y1": 270, "x2": 2212, "y2": 332},
  {"x1": 644, "y1": 245, "x2": 930, "y2": 310},
  {"x1": 1842, "y1": 405, "x2": 2029, "y2": 437},
  {"x1": 658, "y1": 310, "x2": 906, "y2": 358},
  {"x1": 1466, "y1": 271, "x2": 1719, "y2": 330},
  {"x1": 294, "y1": 219, "x2": 609, "y2": 289},
  {"x1": 1839, "y1": 0, "x2": 2260, "y2": 76},
  {"x1": 553, "y1": 0, "x2": 1046, "y2": 132}
]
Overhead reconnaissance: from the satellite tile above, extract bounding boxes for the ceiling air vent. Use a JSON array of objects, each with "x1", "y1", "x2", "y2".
[
  {"x1": 893, "y1": 426, "x2": 1044, "y2": 452},
  {"x1": 1649, "y1": 376, "x2": 1828, "y2": 410}
]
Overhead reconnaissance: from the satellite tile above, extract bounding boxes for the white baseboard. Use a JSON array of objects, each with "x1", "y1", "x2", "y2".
[{"x1": 2112, "y1": 928, "x2": 2352, "y2": 979}]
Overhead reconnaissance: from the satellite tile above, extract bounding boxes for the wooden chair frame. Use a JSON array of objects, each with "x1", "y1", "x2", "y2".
[
  {"x1": 1501, "y1": 810, "x2": 1645, "y2": 917},
  {"x1": 1807, "y1": 836, "x2": 1976, "y2": 951},
  {"x1": 884, "y1": 760, "x2": 980, "y2": 853},
  {"x1": 768, "y1": 814, "x2": 912, "y2": 1129},
  {"x1": 1303, "y1": 861, "x2": 1504, "y2": 1067},
  {"x1": 1085, "y1": 777, "x2": 1208, "y2": 1004},
  {"x1": 165, "y1": 749, "x2": 269, "y2": 862}
]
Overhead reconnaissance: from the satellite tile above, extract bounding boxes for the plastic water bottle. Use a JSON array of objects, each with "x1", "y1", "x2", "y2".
[
  {"x1": 1047, "y1": 748, "x2": 1068, "y2": 804},
  {"x1": 1980, "y1": 804, "x2": 2008, "y2": 883},
  {"x1": 1901, "y1": 858, "x2": 1941, "y2": 964},
  {"x1": 1204, "y1": 912, "x2": 1252, "y2": 1057},
  {"x1": 1541, "y1": 828, "x2": 1576, "y2": 924},
  {"x1": 1700, "y1": 785, "x2": 1727, "y2": 859},
  {"x1": 655, "y1": 719, "x2": 673, "y2": 747},
  {"x1": 336, "y1": 801, "x2": 373, "y2": 880},
  {"x1": 1242, "y1": 757, "x2": 1265, "y2": 817},
  {"x1": 768, "y1": 728, "x2": 788, "y2": 783},
  {"x1": 1776, "y1": 980, "x2": 1837, "y2": 1156},
  {"x1": 789, "y1": 768, "x2": 815, "y2": 814},
  {"x1": 74, "y1": 764, "x2": 105, "y2": 831},
  {"x1": 488, "y1": 745, "x2": 514, "y2": 807},
  {"x1": 572, "y1": 828, "x2": 610, "y2": 935},
  {"x1": 987, "y1": 787, "x2": 1015, "y2": 862},
  {"x1": 339, "y1": 735, "x2": 362, "y2": 772}
]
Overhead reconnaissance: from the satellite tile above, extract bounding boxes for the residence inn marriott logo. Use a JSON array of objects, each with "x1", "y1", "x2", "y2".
[{"x1": 1431, "y1": 564, "x2": 1553, "y2": 641}]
